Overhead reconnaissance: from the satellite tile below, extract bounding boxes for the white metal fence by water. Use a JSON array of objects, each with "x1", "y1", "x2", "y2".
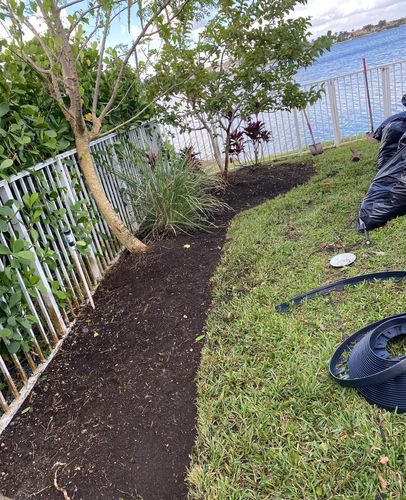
[
  {"x1": 0, "y1": 123, "x2": 159, "y2": 427},
  {"x1": 165, "y1": 58, "x2": 406, "y2": 162}
]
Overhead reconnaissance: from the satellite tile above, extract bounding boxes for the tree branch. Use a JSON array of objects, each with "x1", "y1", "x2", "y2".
[
  {"x1": 58, "y1": 0, "x2": 85, "y2": 11},
  {"x1": 97, "y1": 0, "x2": 174, "y2": 123},
  {"x1": 97, "y1": 78, "x2": 192, "y2": 138},
  {"x1": 92, "y1": 8, "x2": 111, "y2": 119},
  {"x1": 75, "y1": 13, "x2": 101, "y2": 57},
  {"x1": 104, "y1": 79, "x2": 138, "y2": 118},
  {"x1": 68, "y1": 3, "x2": 104, "y2": 35}
]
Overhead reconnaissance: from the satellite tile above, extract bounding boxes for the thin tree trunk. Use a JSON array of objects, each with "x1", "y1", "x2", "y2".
[
  {"x1": 254, "y1": 142, "x2": 259, "y2": 166},
  {"x1": 223, "y1": 130, "x2": 231, "y2": 182},
  {"x1": 196, "y1": 113, "x2": 224, "y2": 174},
  {"x1": 207, "y1": 125, "x2": 224, "y2": 173},
  {"x1": 74, "y1": 131, "x2": 147, "y2": 253}
]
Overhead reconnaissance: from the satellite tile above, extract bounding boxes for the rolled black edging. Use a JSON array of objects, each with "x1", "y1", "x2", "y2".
[
  {"x1": 276, "y1": 271, "x2": 406, "y2": 313},
  {"x1": 276, "y1": 271, "x2": 406, "y2": 412},
  {"x1": 330, "y1": 314, "x2": 406, "y2": 412},
  {"x1": 329, "y1": 314, "x2": 406, "y2": 388}
]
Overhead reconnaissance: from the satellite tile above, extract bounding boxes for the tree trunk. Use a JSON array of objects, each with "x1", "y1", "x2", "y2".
[
  {"x1": 196, "y1": 113, "x2": 224, "y2": 174},
  {"x1": 207, "y1": 125, "x2": 224, "y2": 173},
  {"x1": 254, "y1": 142, "x2": 259, "y2": 166},
  {"x1": 74, "y1": 131, "x2": 147, "y2": 253},
  {"x1": 222, "y1": 130, "x2": 231, "y2": 182}
]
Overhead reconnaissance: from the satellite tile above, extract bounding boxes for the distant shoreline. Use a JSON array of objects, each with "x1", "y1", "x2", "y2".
[
  {"x1": 334, "y1": 18, "x2": 406, "y2": 44},
  {"x1": 334, "y1": 31, "x2": 380, "y2": 46}
]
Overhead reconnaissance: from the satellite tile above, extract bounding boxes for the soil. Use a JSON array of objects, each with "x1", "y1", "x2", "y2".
[{"x1": 0, "y1": 162, "x2": 314, "y2": 500}]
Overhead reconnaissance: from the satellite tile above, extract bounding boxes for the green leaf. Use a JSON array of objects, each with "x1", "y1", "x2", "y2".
[
  {"x1": 7, "y1": 316, "x2": 17, "y2": 327},
  {"x1": 0, "y1": 328, "x2": 12, "y2": 338},
  {"x1": 35, "y1": 283, "x2": 48, "y2": 294},
  {"x1": 12, "y1": 239, "x2": 26, "y2": 253},
  {"x1": 23, "y1": 192, "x2": 39, "y2": 208},
  {"x1": 0, "y1": 102, "x2": 9, "y2": 118},
  {"x1": 8, "y1": 341, "x2": 21, "y2": 354},
  {"x1": 0, "y1": 244, "x2": 11, "y2": 255},
  {"x1": 15, "y1": 250, "x2": 35, "y2": 263},
  {"x1": 0, "y1": 206, "x2": 13, "y2": 217},
  {"x1": 9, "y1": 291, "x2": 22, "y2": 309},
  {"x1": 54, "y1": 290, "x2": 67, "y2": 300},
  {"x1": 22, "y1": 341, "x2": 31, "y2": 353},
  {"x1": 0, "y1": 159, "x2": 13, "y2": 170},
  {"x1": 17, "y1": 318, "x2": 33, "y2": 330},
  {"x1": 30, "y1": 228, "x2": 39, "y2": 243}
]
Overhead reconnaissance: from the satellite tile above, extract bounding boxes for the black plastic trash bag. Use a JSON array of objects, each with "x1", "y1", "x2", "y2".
[
  {"x1": 373, "y1": 111, "x2": 406, "y2": 141},
  {"x1": 357, "y1": 137, "x2": 406, "y2": 232},
  {"x1": 376, "y1": 118, "x2": 406, "y2": 170}
]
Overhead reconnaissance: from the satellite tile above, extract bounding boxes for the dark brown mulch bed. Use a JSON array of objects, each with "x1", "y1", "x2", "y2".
[{"x1": 0, "y1": 162, "x2": 314, "y2": 500}]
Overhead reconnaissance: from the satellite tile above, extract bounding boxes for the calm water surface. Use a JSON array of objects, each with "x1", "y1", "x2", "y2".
[{"x1": 297, "y1": 24, "x2": 406, "y2": 84}]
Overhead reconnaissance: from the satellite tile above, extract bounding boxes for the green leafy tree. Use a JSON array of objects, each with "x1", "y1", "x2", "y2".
[
  {"x1": 154, "y1": 0, "x2": 332, "y2": 180},
  {"x1": 0, "y1": 37, "x2": 152, "y2": 172},
  {"x1": 0, "y1": 0, "x2": 205, "y2": 252}
]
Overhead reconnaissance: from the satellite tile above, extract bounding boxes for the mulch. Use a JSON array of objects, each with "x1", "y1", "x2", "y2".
[{"x1": 0, "y1": 162, "x2": 314, "y2": 500}]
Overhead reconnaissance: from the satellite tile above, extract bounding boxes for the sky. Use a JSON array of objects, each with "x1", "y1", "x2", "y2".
[
  {"x1": 112, "y1": 0, "x2": 406, "y2": 46},
  {"x1": 0, "y1": 0, "x2": 404, "y2": 46},
  {"x1": 292, "y1": 0, "x2": 406, "y2": 36}
]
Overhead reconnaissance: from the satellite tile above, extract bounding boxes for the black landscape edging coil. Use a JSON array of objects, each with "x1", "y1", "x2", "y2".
[
  {"x1": 330, "y1": 314, "x2": 406, "y2": 412},
  {"x1": 276, "y1": 271, "x2": 406, "y2": 313},
  {"x1": 277, "y1": 272, "x2": 406, "y2": 412}
]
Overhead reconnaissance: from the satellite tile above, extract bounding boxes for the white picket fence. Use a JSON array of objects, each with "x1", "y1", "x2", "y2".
[
  {"x1": 165, "y1": 58, "x2": 406, "y2": 162},
  {"x1": 0, "y1": 123, "x2": 159, "y2": 428}
]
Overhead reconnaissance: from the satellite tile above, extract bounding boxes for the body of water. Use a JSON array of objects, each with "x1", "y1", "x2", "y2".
[
  {"x1": 297, "y1": 24, "x2": 406, "y2": 84},
  {"x1": 173, "y1": 25, "x2": 406, "y2": 161}
]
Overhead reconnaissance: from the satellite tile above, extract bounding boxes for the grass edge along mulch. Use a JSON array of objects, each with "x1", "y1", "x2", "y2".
[{"x1": 188, "y1": 141, "x2": 406, "y2": 499}]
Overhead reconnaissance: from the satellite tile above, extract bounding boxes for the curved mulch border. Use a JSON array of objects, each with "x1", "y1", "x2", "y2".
[{"x1": 0, "y1": 162, "x2": 314, "y2": 500}]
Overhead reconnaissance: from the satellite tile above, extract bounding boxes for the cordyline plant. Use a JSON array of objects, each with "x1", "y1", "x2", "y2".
[
  {"x1": 243, "y1": 120, "x2": 272, "y2": 166},
  {"x1": 179, "y1": 146, "x2": 202, "y2": 171},
  {"x1": 228, "y1": 129, "x2": 245, "y2": 164},
  {"x1": 0, "y1": 0, "x2": 207, "y2": 252},
  {"x1": 153, "y1": 0, "x2": 332, "y2": 180}
]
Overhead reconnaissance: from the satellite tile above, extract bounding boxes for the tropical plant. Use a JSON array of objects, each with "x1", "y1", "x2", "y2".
[
  {"x1": 243, "y1": 120, "x2": 272, "y2": 166},
  {"x1": 114, "y1": 145, "x2": 224, "y2": 239},
  {"x1": 227, "y1": 130, "x2": 245, "y2": 164},
  {"x1": 179, "y1": 146, "x2": 202, "y2": 171}
]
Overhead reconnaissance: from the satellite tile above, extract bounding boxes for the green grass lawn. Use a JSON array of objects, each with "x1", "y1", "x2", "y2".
[{"x1": 188, "y1": 140, "x2": 406, "y2": 499}]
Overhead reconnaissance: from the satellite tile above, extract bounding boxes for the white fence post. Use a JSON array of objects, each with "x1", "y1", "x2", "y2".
[
  {"x1": 327, "y1": 79, "x2": 341, "y2": 147},
  {"x1": 381, "y1": 65, "x2": 391, "y2": 118},
  {"x1": 292, "y1": 109, "x2": 302, "y2": 150}
]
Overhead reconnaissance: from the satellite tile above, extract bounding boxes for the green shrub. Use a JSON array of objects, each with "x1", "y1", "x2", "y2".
[{"x1": 115, "y1": 145, "x2": 225, "y2": 239}]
